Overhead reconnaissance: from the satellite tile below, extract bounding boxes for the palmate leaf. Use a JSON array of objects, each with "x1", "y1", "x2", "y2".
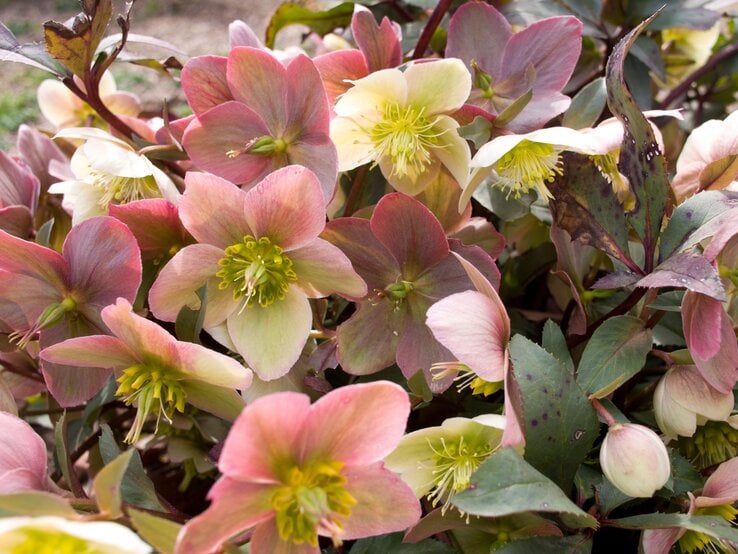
[{"x1": 606, "y1": 11, "x2": 671, "y2": 272}]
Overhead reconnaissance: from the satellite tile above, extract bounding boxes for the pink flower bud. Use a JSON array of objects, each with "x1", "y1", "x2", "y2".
[{"x1": 600, "y1": 423, "x2": 671, "y2": 498}]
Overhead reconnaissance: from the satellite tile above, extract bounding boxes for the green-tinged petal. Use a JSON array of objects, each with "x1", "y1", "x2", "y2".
[
  {"x1": 333, "y1": 67, "x2": 407, "y2": 118},
  {"x1": 405, "y1": 58, "x2": 471, "y2": 115},
  {"x1": 174, "y1": 340, "x2": 252, "y2": 389},
  {"x1": 100, "y1": 298, "x2": 178, "y2": 361},
  {"x1": 183, "y1": 383, "x2": 246, "y2": 422},
  {"x1": 431, "y1": 117, "x2": 471, "y2": 189},
  {"x1": 290, "y1": 239, "x2": 366, "y2": 299},
  {"x1": 330, "y1": 115, "x2": 374, "y2": 172}
]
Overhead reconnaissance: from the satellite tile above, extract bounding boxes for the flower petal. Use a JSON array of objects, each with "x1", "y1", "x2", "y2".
[
  {"x1": 352, "y1": 11, "x2": 402, "y2": 72},
  {"x1": 330, "y1": 114, "x2": 375, "y2": 172},
  {"x1": 181, "y1": 55, "x2": 231, "y2": 115},
  {"x1": 446, "y1": 3, "x2": 511, "y2": 79},
  {"x1": 333, "y1": 67, "x2": 407, "y2": 118},
  {"x1": 290, "y1": 238, "x2": 366, "y2": 299},
  {"x1": 313, "y1": 49, "x2": 369, "y2": 105},
  {"x1": 40, "y1": 335, "x2": 135, "y2": 368},
  {"x1": 336, "y1": 301, "x2": 402, "y2": 375},
  {"x1": 174, "y1": 340, "x2": 252, "y2": 389},
  {"x1": 405, "y1": 58, "x2": 471, "y2": 115},
  {"x1": 0, "y1": 228, "x2": 66, "y2": 289},
  {"x1": 285, "y1": 134, "x2": 338, "y2": 205},
  {"x1": 431, "y1": 117, "x2": 471, "y2": 190},
  {"x1": 250, "y1": 518, "x2": 318, "y2": 554},
  {"x1": 285, "y1": 55, "x2": 330, "y2": 136},
  {"x1": 0, "y1": 412, "x2": 47, "y2": 489}
]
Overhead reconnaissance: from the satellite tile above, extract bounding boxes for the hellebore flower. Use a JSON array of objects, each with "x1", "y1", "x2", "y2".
[
  {"x1": 384, "y1": 414, "x2": 505, "y2": 514},
  {"x1": 0, "y1": 216, "x2": 142, "y2": 405},
  {"x1": 654, "y1": 365, "x2": 734, "y2": 438},
  {"x1": 41, "y1": 298, "x2": 251, "y2": 444},
  {"x1": 148, "y1": 166, "x2": 366, "y2": 380},
  {"x1": 330, "y1": 58, "x2": 472, "y2": 195},
  {"x1": 322, "y1": 192, "x2": 497, "y2": 388},
  {"x1": 446, "y1": 2, "x2": 582, "y2": 132},
  {"x1": 37, "y1": 70, "x2": 141, "y2": 130},
  {"x1": 671, "y1": 110, "x2": 738, "y2": 202},
  {"x1": 0, "y1": 412, "x2": 52, "y2": 494},
  {"x1": 0, "y1": 150, "x2": 40, "y2": 238},
  {"x1": 50, "y1": 127, "x2": 179, "y2": 224},
  {"x1": 642, "y1": 456, "x2": 738, "y2": 554},
  {"x1": 0, "y1": 516, "x2": 151, "y2": 553},
  {"x1": 175, "y1": 381, "x2": 421, "y2": 554},
  {"x1": 181, "y1": 47, "x2": 337, "y2": 203},
  {"x1": 599, "y1": 423, "x2": 671, "y2": 498}
]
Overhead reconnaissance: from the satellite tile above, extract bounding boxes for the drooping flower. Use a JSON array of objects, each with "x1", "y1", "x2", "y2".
[
  {"x1": 322, "y1": 192, "x2": 498, "y2": 388},
  {"x1": 384, "y1": 414, "x2": 506, "y2": 515},
  {"x1": 599, "y1": 423, "x2": 671, "y2": 498},
  {"x1": 148, "y1": 166, "x2": 366, "y2": 380},
  {"x1": 446, "y1": 2, "x2": 582, "y2": 132},
  {"x1": 0, "y1": 516, "x2": 152, "y2": 553},
  {"x1": 50, "y1": 127, "x2": 179, "y2": 224},
  {"x1": 0, "y1": 216, "x2": 142, "y2": 405},
  {"x1": 175, "y1": 381, "x2": 421, "y2": 554},
  {"x1": 0, "y1": 412, "x2": 53, "y2": 494},
  {"x1": 41, "y1": 298, "x2": 251, "y2": 443},
  {"x1": 0, "y1": 150, "x2": 40, "y2": 238},
  {"x1": 181, "y1": 47, "x2": 337, "y2": 203},
  {"x1": 330, "y1": 58, "x2": 472, "y2": 195},
  {"x1": 642, "y1": 456, "x2": 738, "y2": 554}
]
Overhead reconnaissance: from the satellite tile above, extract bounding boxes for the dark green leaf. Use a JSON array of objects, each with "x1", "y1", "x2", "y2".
[
  {"x1": 472, "y1": 184, "x2": 536, "y2": 221},
  {"x1": 496, "y1": 535, "x2": 592, "y2": 554},
  {"x1": 350, "y1": 532, "x2": 454, "y2": 554},
  {"x1": 665, "y1": 450, "x2": 703, "y2": 496},
  {"x1": 265, "y1": 2, "x2": 354, "y2": 49},
  {"x1": 175, "y1": 283, "x2": 207, "y2": 343},
  {"x1": 562, "y1": 77, "x2": 607, "y2": 129},
  {"x1": 610, "y1": 514, "x2": 738, "y2": 544},
  {"x1": 542, "y1": 319, "x2": 574, "y2": 372}
]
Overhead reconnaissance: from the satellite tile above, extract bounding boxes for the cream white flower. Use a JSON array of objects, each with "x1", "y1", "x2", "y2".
[{"x1": 331, "y1": 58, "x2": 472, "y2": 195}]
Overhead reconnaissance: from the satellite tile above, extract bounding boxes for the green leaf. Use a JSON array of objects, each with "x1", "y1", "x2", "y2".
[
  {"x1": 494, "y1": 88, "x2": 533, "y2": 128},
  {"x1": 509, "y1": 336, "x2": 599, "y2": 491},
  {"x1": 606, "y1": 11, "x2": 671, "y2": 270},
  {"x1": 576, "y1": 315, "x2": 652, "y2": 398},
  {"x1": 496, "y1": 535, "x2": 592, "y2": 554},
  {"x1": 452, "y1": 448, "x2": 598, "y2": 529},
  {"x1": 609, "y1": 514, "x2": 738, "y2": 544},
  {"x1": 548, "y1": 153, "x2": 637, "y2": 272},
  {"x1": 350, "y1": 532, "x2": 454, "y2": 554},
  {"x1": 0, "y1": 21, "x2": 66, "y2": 74},
  {"x1": 665, "y1": 449, "x2": 703, "y2": 496},
  {"x1": 542, "y1": 319, "x2": 574, "y2": 372},
  {"x1": 35, "y1": 218, "x2": 54, "y2": 247},
  {"x1": 175, "y1": 283, "x2": 207, "y2": 343},
  {"x1": 562, "y1": 77, "x2": 606, "y2": 129},
  {"x1": 129, "y1": 508, "x2": 182, "y2": 554},
  {"x1": 0, "y1": 492, "x2": 77, "y2": 518},
  {"x1": 54, "y1": 412, "x2": 81, "y2": 497},
  {"x1": 265, "y1": 2, "x2": 354, "y2": 49},
  {"x1": 92, "y1": 449, "x2": 134, "y2": 518}
]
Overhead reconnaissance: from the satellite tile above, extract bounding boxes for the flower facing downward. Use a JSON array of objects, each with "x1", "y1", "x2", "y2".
[{"x1": 599, "y1": 423, "x2": 671, "y2": 498}]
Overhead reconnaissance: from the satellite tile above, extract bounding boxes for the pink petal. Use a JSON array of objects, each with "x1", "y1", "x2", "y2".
[
  {"x1": 250, "y1": 518, "x2": 318, "y2": 554},
  {"x1": 285, "y1": 135, "x2": 338, "y2": 205},
  {"x1": 182, "y1": 55, "x2": 231, "y2": 115},
  {"x1": 370, "y1": 193, "x2": 449, "y2": 278},
  {"x1": 16, "y1": 124, "x2": 67, "y2": 191},
  {"x1": 0, "y1": 468, "x2": 46, "y2": 494},
  {"x1": 0, "y1": 206, "x2": 33, "y2": 238},
  {"x1": 504, "y1": 93, "x2": 572, "y2": 133},
  {"x1": 40, "y1": 335, "x2": 135, "y2": 368},
  {"x1": 701, "y1": 456, "x2": 738, "y2": 503},
  {"x1": 352, "y1": 11, "x2": 402, "y2": 72},
  {"x1": 301, "y1": 381, "x2": 410, "y2": 465},
  {"x1": 336, "y1": 301, "x2": 403, "y2": 375},
  {"x1": 0, "y1": 271, "x2": 61, "y2": 328},
  {"x1": 100, "y1": 298, "x2": 180, "y2": 359},
  {"x1": 183, "y1": 102, "x2": 273, "y2": 186},
  {"x1": 243, "y1": 165, "x2": 326, "y2": 250},
  {"x1": 446, "y1": 2, "x2": 511, "y2": 79},
  {"x1": 41, "y1": 361, "x2": 114, "y2": 407},
  {"x1": 227, "y1": 47, "x2": 288, "y2": 134},
  {"x1": 0, "y1": 412, "x2": 47, "y2": 488},
  {"x1": 63, "y1": 216, "x2": 142, "y2": 307},
  {"x1": 219, "y1": 393, "x2": 311, "y2": 481},
  {"x1": 227, "y1": 286, "x2": 312, "y2": 380},
  {"x1": 285, "y1": 55, "x2": 330, "y2": 136},
  {"x1": 229, "y1": 20, "x2": 264, "y2": 49},
  {"x1": 313, "y1": 49, "x2": 368, "y2": 105},
  {"x1": 341, "y1": 462, "x2": 421, "y2": 539},
  {"x1": 0, "y1": 151, "x2": 39, "y2": 210},
  {"x1": 175, "y1": 477, "x2": 274, "y2": 554},
  {"x1": 180, "y1": 172, "x2": 252, "y2": 248},
  {"x1": 0, "y1": 229, "x2": 66, "y2": 289},
  {"x1": 290, "y1": 239, "x2": 366, "y2": 299},
  {"x1": 641, "y1": 528, "x2": 682, "y2": 554}
]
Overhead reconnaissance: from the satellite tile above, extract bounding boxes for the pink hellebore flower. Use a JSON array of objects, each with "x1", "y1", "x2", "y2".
[
  {"x1": 0, "y1": 412, "x2": 53, "y2": 494},
  {"x1": 175, "y1": 381, "x2": 421, "y2": 554},
  {"x1": 148, "y1": 166, "x2": 366, "y2": 381},
  {"x1": 446, "y1": 2, "x2": 582, "y2": 132},
  {"x1": 41, "y1": 298, "x2": 251, "y2": 444},
  {"x1": 0, "y1": 150, "x2": 40, "y2": 238},
  {"x1": 642, "y1": 456, "x2": 738, "y2": 554},
  {"x1": 181, "y1": 47, "x2": 337, "y2": 203},
  {"x1": 0, "y1": 216, "x2": 142, "y2": 405}
]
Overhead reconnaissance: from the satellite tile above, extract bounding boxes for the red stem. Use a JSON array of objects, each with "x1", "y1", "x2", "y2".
[{"x1": 412, "y1": 0, "x2": 453, "y2": 60}]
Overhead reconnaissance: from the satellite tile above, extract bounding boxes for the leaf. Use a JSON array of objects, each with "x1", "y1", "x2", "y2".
[
  {"x1": 606, "y1": 11, "x2": 671, "y2": 271},
  {"x1": 452, "y1": 448, "x2": 598, "y2": 529},
  {"x1": 350, "y1": 532, "x2": 454, "y2": 554},
  {"x1": 54, "y1": 412, "x2": 83, "y2": 498},
  {"x1": 496, "y1": 535, "x2": 592, "y2": 554},
  {"x1": 0, "y1": 492, "x2": 77, "y2": 518},
  {"x1": 43, "y1": 0, "x2": 113, "y2": 78},
  {"x1": 666, "y1": 450, "x2": 702, "y2": 496},
  {"x1": 659, "y1": 191, "x2": 738, "y2": 261},
  {"x1": 0, "y1": 22, "x2": 65, "y2": 73},
  {"x1": 97, "y1": 32, "x2": 187, "y2": 56},
  {"x1": 129, "y1": 508, "x2": 182, "y2": 554},
  {"x1": 175, "y1": 283, "x2": 207, "y2": 344},
  {"x1": 542, "y1": 319, "x2": 574, "y2": 372},
  {"x1": 562, "y1": 77, "x2": 607, "y2": 129},
  {"x1": 509, "y1": 335, "x2": 599, "y2": 491},
  {"x1": 609, "y1": 514, "x2": 738, "y2": 544},
  {"x1": 577, "y1": 315, "x2": 652, "y2": 398},
  {"x1": 636, "y1": 252, "x2": 726, "y2": 301},
  {"x1": 548, "y1": 153, "x2": 637, "y2": 272},
  {"x1": 494, "y1": 89, "x2": 533, "y2": 128},
  {"x1": 92, "y1": 449, "x2": 133, "y2": 518},
  {"x1": 265, "y1": 2, "x2": 354, "y2": 49},
  {"x1": 35, "y1": 218, "x2": 54, "y2": 248}
]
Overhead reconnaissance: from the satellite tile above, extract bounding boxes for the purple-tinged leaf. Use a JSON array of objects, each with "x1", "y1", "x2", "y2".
[
  {"x1": 592, "y1": 271, "x2": 640, "y2": 290},
  {"x1": 636, "y1": 252, "x2": 725, "y2": 301}
]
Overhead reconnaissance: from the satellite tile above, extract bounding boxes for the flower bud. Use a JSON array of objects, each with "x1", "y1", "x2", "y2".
[{"x1": 600, "y1": 423, "x2": 670, "y2": 498}]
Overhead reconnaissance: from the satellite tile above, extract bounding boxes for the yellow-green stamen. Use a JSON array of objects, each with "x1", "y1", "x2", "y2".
[
  {"x1": 677, "y1": 420, "x2": 738, "y2": 469},
  {"x1": 9, "y1": 296, "x2": 78, "y2": 349},
  {"x1": 226, "y1": 136, "x2": 287, "y2": 158},
  {"x1": 493, "y1": 139, "x2": 563, "y2": 200},
  {"x1": 115, "y1": 363, "x2": 187, "y2": 444},
  {"x1": 91, "y1": 171, "x2": 160, "y2": 207},
  {"x1": 677, "y1": 503, "x2": 738, "y2": 554},
  {"x1": 369, "y1": 103, "x2": 446, "y2": 179},
  {"x1": 271, "y1": 460, "x2": 357, "y2": 547},
  {"x1": 430, "y1": 362, "x2": 503, "y2": 397},
  {"x1": 7, "y1": 527, "x2": 102, "y2": 554},
  {"x1": 217, "y1": 235, "x2": 297, "y2": 308}
]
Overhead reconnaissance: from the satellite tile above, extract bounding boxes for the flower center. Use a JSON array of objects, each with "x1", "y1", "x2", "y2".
[
  {"x1": 677, "y1": 503, "x2": 738, "y2": 554},
  {"x1": 115, "y1": 363, "x2": 187, "y2": 444},
  {"x1": 9, "y1": 296, "x2": 78, "y2": 349},
  {"x1": 217, "y1": 235, "x2": 297, "y2": 308},
  {"x1": 676, "y1": 420, "x2": 738, "y2": 469},
  {"x1": 431, "y1": 362, "x2": 503, "y2": 397},
  {"x1": 369, "y1": 103, "x2": 445, "y2": 180},
  {"x1": 271, "y1": 460, "x2": 357, "y2": 547},
  {"x1": 6, "y1": 527, "x2": 102, "y2": 554},
  {"x1": 225, "y1": 136, "x2": 287, "y2": 159},
  {"x1": 493, "y1": 140, "x2": 563, "y2": 200},
  {"x1": 90, "y1": 171, "x2": 160, "y2": 207},
  {"x1": 425, "y1": 435, "x2": 495, "y2": 514}
]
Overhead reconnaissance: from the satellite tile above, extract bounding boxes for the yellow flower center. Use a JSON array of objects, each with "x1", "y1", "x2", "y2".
[
  {"x1": 217, "y1": 235, "x2": 297, "y2": 308},
  {"x1": 677, "y1": 420, "x2": 738, "y2": 470},
  {"x1": 431, "y1": 362, "x2": 503, "y2": 397},
  {"x1": 426, "y1": 435, "x2": 495, "y2": 514},
  {"x1": 271, "y1": 460, "x2": 357, "y2": 547},
  {"x1": 115, "y1": 362, "x2": 187, "y2": 444},
  {"x1": 493, "y1": 139, "x2": 563, "y2": 200},
  {"x1": 369, "y1": 103, "x2": 445, "y2": 180},
  {"x1": 91, "y1": 171, "x2": 160, "y2": 207},
  {"x1": 6, "y1": 527, "x2": 103, "y2": 554},
  {"x1": 677, "y1": 503, "x2": 738, "y2": 554}
]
